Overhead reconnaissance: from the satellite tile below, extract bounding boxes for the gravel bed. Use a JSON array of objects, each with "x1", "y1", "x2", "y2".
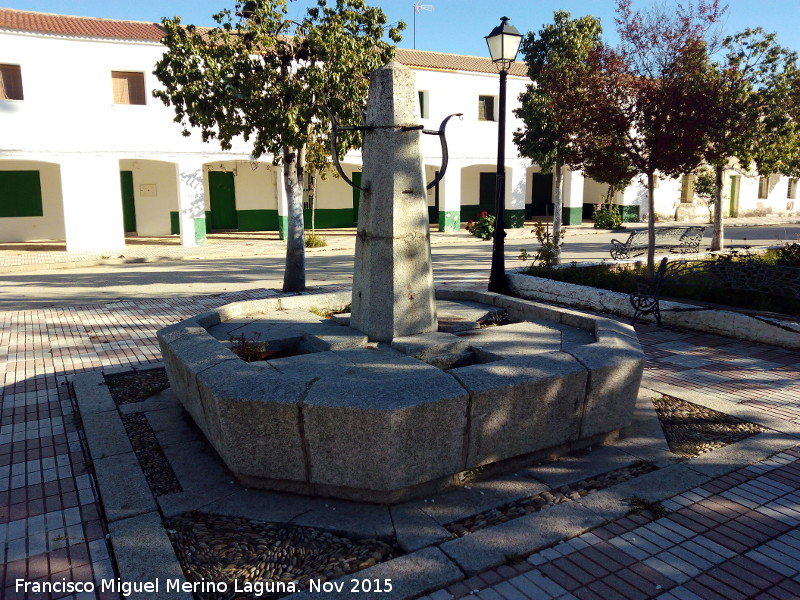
[
  {"x1": 105, "y1": 369, "x2": 401, "y2": 598},
  {"x1": 119, "y1": 412, "x2": 183, "y2": 497},
  {"x1": 653, "y1": 394, "x2": 766, "y2": 457},
  {"x1": 165, "y1": 512, "x2": 397, "y2": 600},
  {"x1": 446, "y1": 461, "x2": 658, "y2": 536},
  {"x1": 106, "y1": 367, "x2": 170, "y2": 404}
]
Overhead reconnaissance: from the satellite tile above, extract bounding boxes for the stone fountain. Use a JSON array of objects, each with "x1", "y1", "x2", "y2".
[{"x1": 158, "y1": 62, "x2": 645, "y2": 503}]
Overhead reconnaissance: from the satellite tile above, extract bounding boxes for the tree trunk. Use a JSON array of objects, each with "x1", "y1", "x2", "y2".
[
  {"x1": 552, "y1": 159, "x2": 564, "y2": 263},
  {"x1": 282, "y1": 148, "x2": 306, "y2": 292},
  {"x1": 711, "y1": 163, "x2": 725, "y2": 252},
  {"x1": 646, "y1": 170, "x2": 656, "y2": 279}
]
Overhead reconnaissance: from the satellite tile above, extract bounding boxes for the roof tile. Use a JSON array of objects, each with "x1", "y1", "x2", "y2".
[
  {"x1": 0, "y1": 8, "x2": 527, "y2": 76},
  {"x1": 0, "y1": 8, "x2": 165, "y2": 41}
]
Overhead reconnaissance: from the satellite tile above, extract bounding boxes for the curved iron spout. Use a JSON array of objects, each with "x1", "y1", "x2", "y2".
[
  {"x1": 423, "y1": 113, "x2": 463, "y2": 190},
  {"x1": 317, "y1": 106, "x2": 462, "y2": 192},
  {"x1": 315, "y1": 105, "x2": 371, "y2": 192}
]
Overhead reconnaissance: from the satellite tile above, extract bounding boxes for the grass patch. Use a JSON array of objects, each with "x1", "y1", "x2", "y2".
[
  {"x1": 309, "y1": 304, "x2": 352, "y2": 319},
  {"x1": 628, "y1": 496, "x2": 668, "y2": 519},
  {"x1": 305, "y1": 233, "x2": 328, "y2": 248}
]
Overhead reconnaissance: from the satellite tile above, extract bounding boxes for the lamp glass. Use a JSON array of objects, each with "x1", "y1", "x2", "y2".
[{"x1": 485, "y1": 17, "x2": 522, "y2": 66}]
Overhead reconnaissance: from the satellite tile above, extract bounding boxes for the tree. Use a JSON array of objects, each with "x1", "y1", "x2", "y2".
[
  {"x1": 694, "y1": 166, "x2": 717, "y2": 222},
  {"x1": 154, "y1": 0, "x2": 403, "y2": 291},
  {"x1": 545, "y1": 0, "x2": 725, "y2": 276},
  {"x1": 513, "y1": 11, "x2": 603, "y2": 261},
  {"x1": 703, "y1": 28, "x2": 800, "y2": 250}
]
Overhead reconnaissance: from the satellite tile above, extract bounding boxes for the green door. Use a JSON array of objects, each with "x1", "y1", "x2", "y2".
[
  {"x1": 428, "y1": 171, "x2": 440, "y2": 224},
  {"x1": 461, "y1": 172, "x2": 496, "y2": 222},
  {"x1": 120, "y1": 171, "x2": 137, "y2": 233},
  {"x1": 208, "y1": 171, "x2": 238, "y2": 230},
  {"x1": 528, "y1": 173, "x2": 554, "y2": 218},
  {"x1": 352, "y1": 172, "x2": 362, "y2": 225},
  {"x1": 479, "y1": 172, "x2": 496, "y2": 212}
]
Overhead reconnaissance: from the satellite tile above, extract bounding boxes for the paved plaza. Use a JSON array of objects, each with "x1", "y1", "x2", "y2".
[{"x1": 1, "y1": 225, "x2": 800, "y2": 600}]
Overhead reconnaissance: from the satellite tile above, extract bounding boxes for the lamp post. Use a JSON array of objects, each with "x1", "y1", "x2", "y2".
[{"x1": 485, "y1": 16, "x2": 522, "y2": 294}]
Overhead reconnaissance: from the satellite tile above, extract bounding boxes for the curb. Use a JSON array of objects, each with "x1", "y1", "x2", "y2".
[
  {"x1": 73, "y1": 359, "x2": 800, "y2": 600},
  {"x1": 72, "y1": 370, "x2": 193, "y2": 600}
]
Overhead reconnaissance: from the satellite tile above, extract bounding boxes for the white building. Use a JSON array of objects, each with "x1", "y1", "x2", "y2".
[{"x1": 0, "y1": 9, "x2": 796, "y2": 252}]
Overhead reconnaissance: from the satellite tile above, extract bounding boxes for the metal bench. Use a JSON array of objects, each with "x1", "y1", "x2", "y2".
[
  {"x1": 610, "y1": 226, "x2": 705, "y2": 260},
  {"x1": 631, "y1": 256, "x2": 800, "y2": 326}
]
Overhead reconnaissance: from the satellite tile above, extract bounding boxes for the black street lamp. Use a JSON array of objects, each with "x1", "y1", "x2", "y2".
[{"x1": 485, "y1": 16, "x2": 522, "y2": 295}]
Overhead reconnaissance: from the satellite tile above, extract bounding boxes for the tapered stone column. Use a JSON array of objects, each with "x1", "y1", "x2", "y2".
[{"x1": 350, "y1": 62, "x2": 437, "y2": 342}]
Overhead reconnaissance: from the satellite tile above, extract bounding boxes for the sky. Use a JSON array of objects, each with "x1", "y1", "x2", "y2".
[{"x1": 3, "y1": 0, "x2": 800, "y2": 57}]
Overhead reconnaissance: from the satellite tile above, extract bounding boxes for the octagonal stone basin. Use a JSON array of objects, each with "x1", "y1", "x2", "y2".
[{"x1": 157, "y1": 288, "x2": 645, "y2": 503}]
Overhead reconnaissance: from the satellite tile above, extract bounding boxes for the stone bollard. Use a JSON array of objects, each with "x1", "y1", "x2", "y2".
[{"x1": 349, "y1": 61, "x2": 437, "y2": 342}]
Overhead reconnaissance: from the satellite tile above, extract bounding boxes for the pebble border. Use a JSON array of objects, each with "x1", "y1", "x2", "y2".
[{"x1": 73, "y1": 374, "x2": 800, "y2": 600}]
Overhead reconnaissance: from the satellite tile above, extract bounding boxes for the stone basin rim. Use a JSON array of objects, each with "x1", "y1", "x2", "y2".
[{"x1": 156, "y1": 287, "x2": 645, "y2": 503}]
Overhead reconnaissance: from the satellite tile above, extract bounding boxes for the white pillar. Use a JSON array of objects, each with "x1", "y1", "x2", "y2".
[
  {"x1": 177, "y1": 162, "x2": 206, "y2": 246},
  {"x1": 276, "y1": 164, "x2": 289, "y2": 240},
  {"x1": 61, "y1": 156, "x2": 125, "y2": 253},
  {"x1": 562, "y1": 168, "x2": 585, "y2": 226},
  {"x1": 439, "y1": 160, "x2": 463, "y2": 231}
]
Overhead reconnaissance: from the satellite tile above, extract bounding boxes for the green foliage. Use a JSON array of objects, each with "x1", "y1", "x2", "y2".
[
  {"x1": 309, "y1": 303, "x2": 351, "y2": 319},
  {"x1": 154, "y1": 1, "x2": 403, "y2": 167},
  {"x1": 519, "y1": 222, "x2": 564, "y2": 268},
  {"x1": 591, "y1": 203, "x2": 623, "y2": 230},
  {"x1": 774, "y1": 243, "x2": 800, "y2": 267},
  {"x1": 466, "y1": 212, "x2": 495, "y2": 241},
  {"x1": 628, "y1": 496, "x2": 668, "y2": 519},
  {"x1": 693, "y1": 167, "x2": 717, "y2": 222},
  {"x1": 711, "y1": 28, "x2": 800, "y2": 178},
  {"x1": 304, "y1": 232, "x2": 328, "y2": 248},
  {"x1": 513, "y1": 10, "x2": 602, "y2": 170},
  {"x1": 525, "y1": 262, "x2": 639, "y2": 292},
  {"x1": 694, "y1": 168, "x2": 716, "y2": 203},
  {"x1": 153, "y1": 0, "x2": 404, "y2": 291},
  {"x1": 544, "y1": 0, "x2": 726, "y2": 276}
]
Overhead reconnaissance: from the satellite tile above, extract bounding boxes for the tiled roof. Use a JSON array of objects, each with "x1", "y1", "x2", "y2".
[
  {"x1": 0, "y1": 8, "x2": 165, "y2": 41},
  {"x1": 0, "y1": 8, "x2": 527, "y2": 76},
  {"x1": 396, "y1": 48, "x2": 527, "y2": 77}
]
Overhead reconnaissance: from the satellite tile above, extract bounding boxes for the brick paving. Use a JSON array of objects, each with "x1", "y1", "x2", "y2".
[
  {"x1": 427, "y1": 449, "x2": 800, "y2": 600},
  {"x1": 636, "y1": 323, "x2": 800, "y2": 425},
  {"x1": 1, "y1": 270, "x2": 799, "y2": 598}
]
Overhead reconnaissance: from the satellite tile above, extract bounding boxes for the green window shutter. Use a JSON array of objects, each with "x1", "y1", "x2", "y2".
[{"x1": 0, "y1": 171, "x2": 43, "y2": 217}]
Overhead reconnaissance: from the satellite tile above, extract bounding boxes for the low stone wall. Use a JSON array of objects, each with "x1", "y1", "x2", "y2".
[
  {"x1": 507, "y1": 269, "x2": 800, "y2": 350},
  {"x1": 157, "y1": 288, "x2": 645, "y2": 503}
]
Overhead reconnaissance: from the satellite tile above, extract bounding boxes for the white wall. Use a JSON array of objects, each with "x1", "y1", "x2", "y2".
[
  {"x1": 119, "y1": 159, "x2": 178, "y2": 236},
  {"x1": 414, "y1": 69, "x2": 527, "y2": 171},
  {"x1": 232, "y1": 162, "x2": 277, "y2": 211},
  {"x1": 316, "y1": 167, "x2": 356, "y2": 210},
  {"x1": 0, "y1": 31, "x2": 253, "y2": 157}
]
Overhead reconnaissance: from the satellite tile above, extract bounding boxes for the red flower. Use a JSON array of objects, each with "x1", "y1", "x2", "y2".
[{"x1": 480, "y1": 211, "x2": 489, "y2": 219}]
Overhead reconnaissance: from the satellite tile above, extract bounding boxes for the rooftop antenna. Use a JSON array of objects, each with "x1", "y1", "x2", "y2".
[{"x1": 413, "y1": 1, "x2": 434, "y2": 49}]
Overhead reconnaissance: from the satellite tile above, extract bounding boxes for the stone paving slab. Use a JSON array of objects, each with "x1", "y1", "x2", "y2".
[
  {"x1": 286, "y1": 547, "x2": 464, "y2": 600},
  {"x1": 439, "y1": 502, "x2": 601, "y2": 575},
  {"x1": 108, "y1": 511, "x2": 192, "y2": 600},
  {"x1": 92, "y1": 451, "x2": 157, "y2": 522},
  {"x1": 5, "y1": 283, "x2": 800, "y2": 600}
]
